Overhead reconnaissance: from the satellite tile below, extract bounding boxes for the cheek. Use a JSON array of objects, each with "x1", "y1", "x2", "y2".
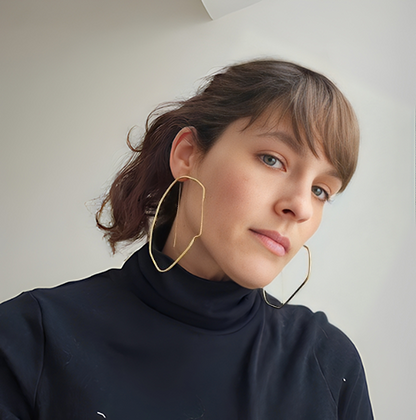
[
  {"x1": 313, "y1": 205, "x2": 325, "y2": 230},
  {"x1": 303, "y1": 207, "x2": 324, "y2": 241},
  {"x1": 202, "y1": 166, "x2": 254, "y2": 227}
]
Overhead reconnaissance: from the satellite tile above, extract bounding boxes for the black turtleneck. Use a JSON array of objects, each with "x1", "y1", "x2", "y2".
[{"x1": 0, "y1": 244, "x2": 373, "y2": 419}]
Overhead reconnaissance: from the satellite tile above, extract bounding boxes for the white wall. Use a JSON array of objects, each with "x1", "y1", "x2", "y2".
[{"x1": 1, "y1": 0, "x2": 415, "y2": 417}]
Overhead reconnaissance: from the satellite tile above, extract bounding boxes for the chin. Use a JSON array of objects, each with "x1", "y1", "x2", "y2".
[
  {"x1": 212, "y1": 246, "x2": 286, "y2": 289},
  {"x1": 227, "y1": 264, "x2": 281, "y2": 290}
]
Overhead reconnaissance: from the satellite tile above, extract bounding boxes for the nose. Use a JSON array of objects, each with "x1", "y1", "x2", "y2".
[{"x1": 274, "y1": 184, "x2": 314, "y2": 223}]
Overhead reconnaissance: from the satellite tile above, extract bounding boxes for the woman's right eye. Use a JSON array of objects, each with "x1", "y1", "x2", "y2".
[{"x1": 260, "y1": 154, "x2": 284, "y2": 169}]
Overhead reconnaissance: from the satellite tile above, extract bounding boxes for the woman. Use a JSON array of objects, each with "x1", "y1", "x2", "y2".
[{"x1": 0, "y1": 60, "x2": 373, "y2": 419}]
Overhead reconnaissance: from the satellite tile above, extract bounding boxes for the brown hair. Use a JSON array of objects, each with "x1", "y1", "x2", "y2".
[{"x1": 96, "y1": 59, "x2": 359, "y2": 252}]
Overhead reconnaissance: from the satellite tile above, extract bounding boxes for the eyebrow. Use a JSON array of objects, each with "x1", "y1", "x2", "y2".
[
  {"x1": 257, "y1": 130, "x2": 304, "y2": 155},
  {"x1": 257, "y1": 130, "x2": 342, "y2": 181},
  {"x1": 324, "y1": 168, "x2": 342, "y2": 180}
]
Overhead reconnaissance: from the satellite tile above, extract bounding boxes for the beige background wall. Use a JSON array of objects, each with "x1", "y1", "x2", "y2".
[{"x1": 1, "y1": 0, "x2": 415, "y2": 417}]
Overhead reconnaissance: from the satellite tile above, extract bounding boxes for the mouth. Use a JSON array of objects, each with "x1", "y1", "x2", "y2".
[{"x1": 250, "y1": 229, "x2": 290, "y2": 257}]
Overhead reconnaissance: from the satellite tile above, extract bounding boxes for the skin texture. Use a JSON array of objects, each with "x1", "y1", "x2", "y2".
[{"x1": 163, "y1": 116, "x2": 342, "y2": 289}]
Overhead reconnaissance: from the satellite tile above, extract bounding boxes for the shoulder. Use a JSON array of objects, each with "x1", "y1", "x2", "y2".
[
  {"x1": 1, "y1": 248, "x2": 144, "y2": 311},
  {"x1": 263, "y1": 296, "x2": 372, "y2": 417},
  {"x1": 0, "y1": 267, "x2": 113, "y2": 338},
  {"x1": 264, "y1": 293, "x2": 358, "y2": 358},
  {"x1": 287, "y1": 304, "x2": 357, "y2": 353},
  {"x1": 291, "y1": 305, "x2": 362, "y2": 367},
  {"x1": 0, "y1": 258, "x2": 139, "y2": 343},
  {"x1": 268, "y1": 300, "x2": 364, "y2": 376}
]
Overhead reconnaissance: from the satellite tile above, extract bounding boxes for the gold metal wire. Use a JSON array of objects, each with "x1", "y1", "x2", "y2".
[
  {"x1": 148, "y1": 175, "x2": 206, "y2": 273},
  {"x1": 172, "y1": 181, "x2": 182, "y2": 248},
  {"x1": 262, "y1": 245, "x2": 311, "y2": 309}
]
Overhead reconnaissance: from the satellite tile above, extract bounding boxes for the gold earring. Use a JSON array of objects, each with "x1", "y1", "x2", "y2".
[
  {"x1": 172, "y1": 181, "x2": 182, "y2": 248},
  {"x1": 148, "y1": 175, "x2": 206, "y2": 273},
  {"x1": 262, "y1": 245, "x2": 311, "y2": 309}
]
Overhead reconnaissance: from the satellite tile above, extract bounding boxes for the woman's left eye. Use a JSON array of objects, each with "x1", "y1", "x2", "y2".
[
  {"x1": 260, "y1": 154, "x2": 284, "y2": 169},
  {"x1": 312, "y1": 186, "x2": 330, "y2": 201}
]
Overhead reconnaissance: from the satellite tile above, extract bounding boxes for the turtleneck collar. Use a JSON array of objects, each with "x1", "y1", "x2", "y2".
[{"x1": 131, "y1": 243, "x2": 262, "y2": 333}]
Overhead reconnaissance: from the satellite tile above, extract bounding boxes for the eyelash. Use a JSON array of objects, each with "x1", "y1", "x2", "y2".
[
  {"x1": 312, "y1": 186, "x2": 331, "y2": 202},
  {"x1": 259, "y1": 154, "x2": 285, "y2": 169},
  {"x1": 260, "y1": 154, "x2": 332, "y2": 203}
]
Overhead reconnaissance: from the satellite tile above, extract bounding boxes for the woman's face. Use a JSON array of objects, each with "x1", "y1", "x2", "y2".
[{"x1": 164, "y1": 116, "x2": 343, "y2": 289}]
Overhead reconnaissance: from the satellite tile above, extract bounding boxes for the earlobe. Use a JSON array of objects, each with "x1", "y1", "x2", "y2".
[{"x1": 169, "y1": 127, "x2": 199, "y2": 179}]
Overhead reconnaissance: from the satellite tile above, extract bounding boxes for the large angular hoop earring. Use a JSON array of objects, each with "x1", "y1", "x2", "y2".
[
  {"x1": 149, "y1": 175, "x2": 206, "y2": 273},
  {"x1": 262, "y1": 245, "x2": 311, "y2": 309}
]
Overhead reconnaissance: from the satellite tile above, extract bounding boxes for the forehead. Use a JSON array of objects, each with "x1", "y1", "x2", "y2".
[{"x1": 245, "y1": 112, "x2": 321, "y2": 155}]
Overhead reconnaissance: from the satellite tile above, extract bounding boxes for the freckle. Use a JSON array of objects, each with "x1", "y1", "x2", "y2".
[{"x1": 342, "y1": 378, "x2": 347, "y2": 382}]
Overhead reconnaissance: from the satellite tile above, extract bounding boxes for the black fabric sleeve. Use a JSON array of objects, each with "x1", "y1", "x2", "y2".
[
  {"x1": 0, "y1": 292, "x2": 45, "y2": 419},
  {"x1": 311, "y1": 312, "x2": 373, "y2": 419}
]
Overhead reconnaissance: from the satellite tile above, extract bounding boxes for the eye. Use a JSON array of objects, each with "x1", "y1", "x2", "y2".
[
  {"x1": 312, "y1": 186, "x2": 330, "y2": 202},
  {"x1": 260, "y1": 154, "x2": 284, "y2": 169}
]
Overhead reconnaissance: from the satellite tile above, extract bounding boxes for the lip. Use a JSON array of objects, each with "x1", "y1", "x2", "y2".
[{"x1": 250, "y1": 229, "x2": 291, "y2": 257}]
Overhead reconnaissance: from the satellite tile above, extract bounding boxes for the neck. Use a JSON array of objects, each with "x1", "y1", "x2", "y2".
[{"x1": 162, "y1": 226, "x2": 228, "y2": 282}]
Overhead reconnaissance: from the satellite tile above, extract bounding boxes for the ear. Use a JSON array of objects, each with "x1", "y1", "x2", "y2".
[{"x1": 169, "y1": 127, "x2": 200, "y2": 179}]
